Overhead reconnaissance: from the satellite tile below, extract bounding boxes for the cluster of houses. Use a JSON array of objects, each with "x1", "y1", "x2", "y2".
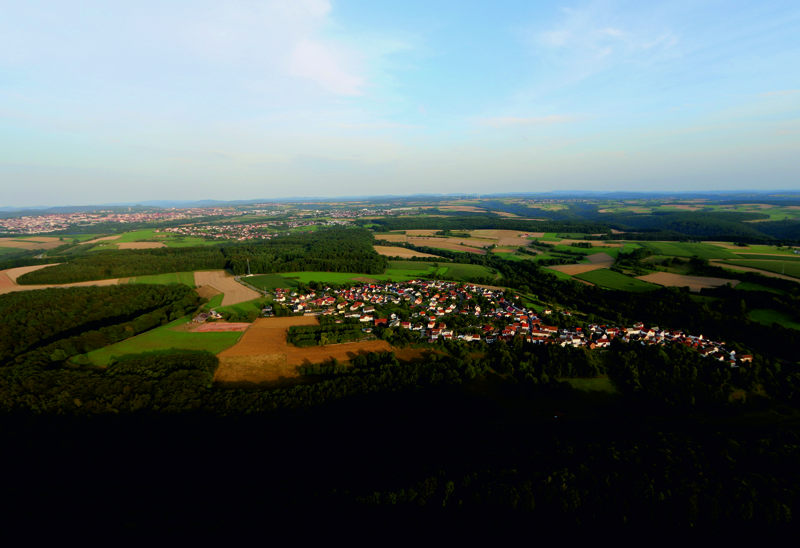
[{"x1": 262, "y1": 279, "x2": 753, "y2": 367}]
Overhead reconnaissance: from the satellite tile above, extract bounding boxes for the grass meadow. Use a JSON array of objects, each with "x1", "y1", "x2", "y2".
[
  {"x1": 83, "y1": 316, "x2": 243, "y2": 366},
  {"x1": 749, "y1": 309, "x2": 800, "y2": 330}
]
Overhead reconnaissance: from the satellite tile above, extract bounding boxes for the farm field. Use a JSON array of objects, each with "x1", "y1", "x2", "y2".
[
  {"x1": 545, "y1": 263, "x2": 611, "y2": 276},
  {"x1": 215, "y1": 316, "x2": 392, "y2": 386},
  {"x1": 118, "y1": 242, "x2": 166, "y2": 249},
  {"x1": 215, "y1": 297, "x2": 272, "y2": 318},
  {"x1": 735, "y1": 282, "x2": 785, "y2": 293},
  {"x1": 422, "y1": 242, "x2": 487, "y2": 254},
  {"x1": 114, "y1": 229, "x2": 216, "y2": 248},
  {"x1": 724, "y1": 260, "x2": 800, "y2": 279},
  {"x1": 732, "y1": 254, "x2": 800, "y2": 262},
  {"x1": 636, "y1": 272, "x2": 740, "y2": 291},
  {"x1": 82, "y1": 316, "x2": 244, "y2": 366},
  {"x1": 373, "y1": 245, "x2": 440, "y2": 258},
  {"x1": 195, "y1": 271, "x2": 260, "y2": 306},
  {"x1": 128, "y1": 272, "x2": 196, "y2": 286},
  {"x1": 245, "y1": 273, "x2": 298, "y2": 291},
  {"x1": 737, "y1": 245, "x2": 800, "y2": 255},
  {"x1": 374, "y1": 234, "x2": 407, "y2": 242},
  {"x1": 574, "y1": 269, "x2": 659, "y2": 292},
  {"x1": 748, "y1": 309, "x2": 800, "y2": 330},
  {"x1": 640, "y1": 242, "x2": 738, "y2": 259}
]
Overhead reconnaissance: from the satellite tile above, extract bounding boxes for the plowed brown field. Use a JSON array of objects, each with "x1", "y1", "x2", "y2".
[
  {"x1": 118, "y1": 242, "x2": 166, "y2": 249},
  {"x1": 587, "y1": 252, "x2": 614, "y2": 264},
  {"x1": 215, "y1": 317, "x2": 392, "y2": 385},
  {"x1": 374, "y1": 245, "x2": 440, "y2": 258},
  {"x1": 636, "y1": 272, "x2": 740, "y2": 291},
  {"x1": 194, "y1": 270, "x2": 260, "y2": 306},
  {"x1": 407, "y1": 239, "x2": 487, "y2": 254},
  {"x1": 545, "y1": 263, "x2": 610, "y2": 276},
  {"x1": 375, "y1": 234, "x2": 407, "y2": 242}
]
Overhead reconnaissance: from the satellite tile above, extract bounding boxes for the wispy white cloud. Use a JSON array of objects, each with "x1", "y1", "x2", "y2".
[
  {"x1": 760, "y1": 89, "x2": 800, "y2": 97},
  {"x1": 479, "y1": 115, "x2": 577, "y2": 128},
  {"x1": 338, "y1": 122, "x2": 423, "y2": 130}
]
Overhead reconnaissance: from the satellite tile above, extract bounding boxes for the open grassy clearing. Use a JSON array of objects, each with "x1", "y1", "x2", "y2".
[
  {"x1": 563, "y1": 377, "x2": 619, "y2": 394},
  {"x1": 128, "y1": 272, "x2": 196, "y2": 286},
  {"x1": 574, "y1": 269, "x2": 660, "y2": 292},
  {"x1": 724, "y1": 260, "x2": 800, "y2": 279},
  {"x1": 82, "y1": 316, "x2": 243, "y2": 366},
  {"x1": 215, "y1": 298, "x2": 272, "y2": 317},
  {"x1": 735, "y1": 282, "x2": 785, "y2": 294},
  {"x1": 749, "y1": 309, "x2": 800, "y2": 330},
  {"x1": 641, "y1": 242, "x2": 738, "y2": 259},
  {"x1": 114, "y1": 229, "x2": 215, "y2": 248},
  {"x1": 0, "y1": 247, "x2": 21, "y2": 256},
  {"x1": 543, "y1": 269, "x2": 574, "y2": 281},
  {"x1": 204, "y1": 294, "x2": 224, "y2": 310}
]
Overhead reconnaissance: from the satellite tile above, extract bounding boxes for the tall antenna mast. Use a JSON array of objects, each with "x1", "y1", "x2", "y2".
[{"x1": 247, "y1": 258, "x2": 251, "y2": 276}]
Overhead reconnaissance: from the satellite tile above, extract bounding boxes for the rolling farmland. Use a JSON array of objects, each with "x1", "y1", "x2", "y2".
[{"x1": 640, "y1": 242, "x2": 738, "y2": 260}]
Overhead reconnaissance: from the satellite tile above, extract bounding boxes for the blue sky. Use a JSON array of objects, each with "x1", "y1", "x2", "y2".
[{"x1": 1, "y1": 0, "x2": 799, "y2": 206}]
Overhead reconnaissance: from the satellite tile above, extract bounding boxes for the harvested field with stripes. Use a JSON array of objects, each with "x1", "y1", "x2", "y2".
[
  {"x1": 194, "y1": 270, "x2": 260, "y2": 306},
  {"x1": 544, "y1": 263, "x2": 610, "y2": 276},
  {"x1": 375, "y1": 234, "x2": 408, "y2": 242},
  {"x1": 636, "y1": 272, "x2": 740, "y2": 291},
  {"x1": 117, "y1": 242, "x2": 166, "y2": 249},
  {"x1": 215, "y1": 316, "x2": 392, "y2": 386},
  {"x1": 374, "y1": 245, "x2": 440, "y2": 258}
]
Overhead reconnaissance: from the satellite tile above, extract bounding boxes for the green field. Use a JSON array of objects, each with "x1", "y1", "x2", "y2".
[
  {"x1": 739, "y1": 245, "x2": 800, "y2": 256},
  {"x1": 735, "y1": 282, "x2": 785, "y2": 294},
  {"x1": 0, "y1": 247, "x2": 21, "y2": 256},
  {"x1": 216, "y1": 298, "x2": 272, "y2": 317},
  {"x1": 445, "y1": 263, "x2": 495, "y2": 281},
  {"x1": 543, "y1": 268, "x2": 574, "y2": 281},
  {"x1": 556, "y1": 233, "x2": 590, "y2": 239},
  {"x1": 204, "y1": 294, "x2": 224, "y2": 310},
  {"x1": 553, "y1": 244, "x2": 595, "y2": 255},
  {"x1": 564, "y1": 377, "x2": 619, "y2": 394},
  {"x1": 128, "y1": 272, "x2": 196, "y2": 286},
  {"x1": 749, "y1": 309, "x2": 800, "y2": 330},
  {"x1": 386, "y1": 260, "x2": 441, "y2": 270},
  {"x1": 733, "y1": 254, "x2": 800, "y2": 262},
  {"x1": 640, "y1": 242, "x2": 738, "y2": 259},
  {"x1": 82, "y1": 316, "x2": 243, "y2": 366},
  {"x1": 574, "y1": 269, "x2": 660, "y2": 292},
  {"x1": 725, "y1": 260, "x2": 800, "y2": 279},
  {"x1": 539, "y1": 233, "x2": 561, "y2": 241},
  {"x1": 115, "y1": 229, "x2": 215, "y2": 248},
  {"x1": 246, "y1": 273, "x2": 299, "y2": 291}
]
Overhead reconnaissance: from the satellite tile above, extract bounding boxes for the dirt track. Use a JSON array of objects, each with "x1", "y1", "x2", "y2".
[
  {"x1": 215, "y1": 316, "x2": 392, "y2": 385},
  {"x1": 194, "y1": 271, "x2": 260, "y2": 306}
]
